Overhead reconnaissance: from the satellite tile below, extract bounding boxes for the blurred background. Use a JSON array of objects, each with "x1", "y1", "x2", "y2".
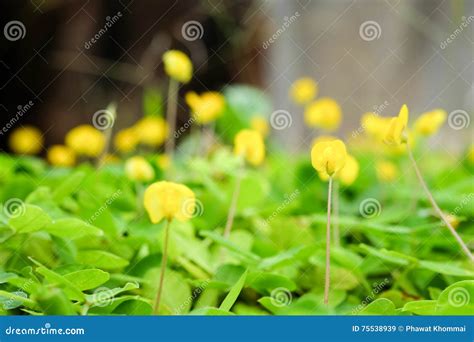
[{"x1": 0, "y1": 0, "x2": 472, "y2": 153}]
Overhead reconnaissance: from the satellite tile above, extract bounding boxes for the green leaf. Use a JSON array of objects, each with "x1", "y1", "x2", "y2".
[
  {"x1": 358, "y1": 244, "x2": 417, "y2": 266},
  {"x1": 52, "y1": 171, "x2": 87, "y2": 203},
  {"x1": 219, "y1": 269, "x2": 248, "y2": 312},
  {"x1": 85, "y1": 282, "x2": 139, "y2": 307},
  {"x1": 44, "y1": 218, "x2": 103, "y2": 240},
  {"x1": 8, "y1": 205, "x2": 52, "y2": 233},
  {"x1": 77, "y1": 250, "x2": 129, "y2": 270},
  {"x1": 402, "y1": 300, "x2": 437, "y2": 315},
  {"x1": 63, "y1": 269, "x2": 110, "y2": 291},
  {"x1": 436, "y1": 280, "x2": 474, "y2": 314},
  {"x1": 200, "y1": 231, "x2": 260, "y2": 263},
  {"x1": 418, "y1": 260, "x2": 474, "y2": 277},
  {"x1": 190, "y1": 307, "x2": 234, "y2": 315},
  {"x1": 113, "y1": 299, "x2": 153, "y2": 315},
  {"x1": 247, "y1": 273, "x2": 297, "y2": 294},
  {"x1": 258, "y1": 246, "x2": 313, "y2": 270},
  {"x1": 358, "y1": 298, "x2": 397, "y2": 315}
]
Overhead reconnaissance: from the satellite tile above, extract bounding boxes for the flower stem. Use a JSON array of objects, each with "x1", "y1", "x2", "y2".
[
  {"x1": 333, "y1": 180, "x2": 340, "y2": 246},
  {"x1": 324, "y1": 176, "x2": 333, "y2": 305},
  {"x1": 154, "y1": 219, "x2": 171, "y2": 314},
  {"x1": 407, "y1": 145, "x2": 474, "y2": 262},
  {"x1": 223, "y1": 167, "x2": 243, "y2": 238},
  {"x1": 165, "y1": 79, "x2": 179, "y2": 157}
]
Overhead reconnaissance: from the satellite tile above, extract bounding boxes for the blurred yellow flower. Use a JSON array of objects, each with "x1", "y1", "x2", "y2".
[
  {"x1": 185, "y1": 91, "x2": 225, "y2": 124},
  {"x1": 156, "y1": 154, "x2": 171, "y2": 170},
  {"x1": 338, "y1": 154, "x2": 359, "y2": 186},
  {"x1": 134, "y1": 117, "x2": 168, "y2": 147},
  {"x1": 144, "y1": 181, "x2": 195, "y2": 223},
  {"x1": 414, "y1": 109, "x2": 446, "y2": 136},
  {"x1": 289, "y1": 77, "x2": 318, "y2": 105},
  {"x1": 445, "y1": 213, "x2": 460, "y2": 229},
  {"x1": 234, "y1": 129, "x2": 266, "y2": 166},
  {"x1": 311, "y1": 139, "x2": 347, "y2": 176},
  {"x1": 47, "y1": 145, "x2": 76, "y2": 167},
  {"x1": 125, "y1": 156, "x2": 155, "y2": 182},
  {"x1": 65, "y1": 125, "x2": 105, "y2": 157},
  {"x1": 376, "y1": 160, "x2": 399, "y2": 182},
  {"x1": 305, "y1": 98, "x2": 342, "y2": 131},
  {"x1": 312, "y1": 135, "x2": 337, "y2": 147},
  {"x1": 361, "y1": 112, "x2": 392, "y2": 141},
  {"x1": 114, "y1": 128, "x2": 138, "y2": 153},
  {"x1": 384, "y1": 104, "x2": 409, "y2": 145},
  {"x1": 9, "y1": 126, "x2": 43, "y2": 155},
  {"x1": 162, "y1": 50, "x2": 193, "y2": 84},
  {"x1": 250, "y1": 116, "x2": 269, "y2": 137}
]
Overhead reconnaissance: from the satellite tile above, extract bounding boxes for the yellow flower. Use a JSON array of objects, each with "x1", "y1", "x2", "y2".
[
  {"x1": 134, "y1": 117, "x2": 168, "y2": 147},
  {"x1": 376, "y1": 161, "x2": 398, "y2": 182},
  {"x1": 125, "y1": 156, "x2": 155, "y2": 182},
  {"x1": 304, "y1": 98, "x2": 342, "y2": 131},
  {"x1": 312, "y1": 135, "x2": 337, "y2": 147},
  {"x1": 156, "y1": 154, "x2": 171, "y2": 170},
  {"x1": 114, "y1": 128, "x2": 138, "y2": 153},
  {"x1": 414, "y1": 109, "x2": 446, "y2": 136},
  {"x1": 361, "y1": 112, "x2": 392, "y2": 141},
  {"x1": 311, "y1": 139, "x2": 347, "y2": 176},
  {"x1": 250, "y1": 116, "x2": 269, "y2": 137},
  {"x1": 234, "y1": 129, "x2": 265, "y2": 166},
  {"x1": 384, "y1": 104, "x2": 409, "y2": 145},
  {"x1": 162, "y1": 50, "x2": 193, "y2": 84},
  {"x1": 185, "y1": 91, "x2": 225, "y2": 124},
  {"x1": 65, "y1": 125, "x2": 105, "y2": 157},
  {"x1": 445, "y1": 213, "x2": 460, "y2": 229},
  {"x1": 8, "y1": 126, "x2": 43, "y2": 155},
  {"x1": 47, "y1": 145, "x2": 76, "y2": 167},
  {"x1": 144, "y1": 181, "x2": 195, "y2": 223},
  {"x1": 289, "y1": 77, "x2": 318, "y2": 105},
  {"x1": 338, "y1": 155, "x2": 359, "y2": 186}
]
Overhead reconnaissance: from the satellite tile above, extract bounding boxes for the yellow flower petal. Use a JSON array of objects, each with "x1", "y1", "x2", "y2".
[
  {"x1": 65, "y1": 125, "x2": 105, "y2": 157},
  {"x1": 8, "y1": 126, "x2": 43, "y2": 155},
  {"x1": 234, "y1": 129, "x2": 266, "y2": 166},
  {"x1": 311, "y1": 139, "x2": 347, "y2": 176},
  {"x1": 163, "y1": 50, "x2": 193, "y2": 84}
]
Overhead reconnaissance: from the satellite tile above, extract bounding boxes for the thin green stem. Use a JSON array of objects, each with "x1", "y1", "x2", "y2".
[
  {"x1": 407, "y1": 145, "x2": 473, "y2": 262},
  {"x1": 223, "y1": 165, "x2": 244, "y2": 238},
  {"x1": 333, "y1": 180, "x2": 340, "y2": 246},
  {"x1": 165, "y1": 79, "x2": 179, "y2": 157},
  {"x1": 324, "y1": 176, "x2": 333, "y2": 305},
  {"x1": 154, "y1": 219, "x2": 171, "y2": 314}
]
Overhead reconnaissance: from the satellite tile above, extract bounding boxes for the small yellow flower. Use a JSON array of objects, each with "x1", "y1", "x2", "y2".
[
  {"x1": 250, "y1": 116, "x2": 269, "y2": 137},
  {"x1": 311, "y1": 135, "x2": 337, "y2": 147},
  {"x1": 125, "y1": 156, "x2": 155, "y2": 182},
  {"x1": 414, "y1": 109, "x2": 446, "y2": 136},
  {"x1": 289, "y1": 77, "x2": 318, "y2": 105},
  {"x1": 156, "y1": 154, "x2": 171, "y2": 170},
  {"x1": 304, "y1": 98, "x2": 342, "y2": 131},
  {"x1": 185, "y1": 91, "x2": 225, "y2": 124},
  {"x1": 361, "y1": 112, "x2": 392, "y2": 141},
  {"x1": 234, "y1": 129, "x2": 265, "y2": 166},
  {"x1": 311, "y1": 139, "x2": 347, "y2": 176},
  {"x1": 47, "y1": 145, "x2": 76, "y2": 167},
  {"x1": 114, "y1": 128, "x2": 138, "y2": 153},
  {"x1": 376, "y1": 160, "x2": 399, "y2": 182},
  {"x1": 8, "y1": 126, "x2": 43, "y2": 155},
  {"x1": 162, "y1": 50, "x2": 193, "y2": 84},
  {"x1": 384, "y1": 104, "x2": 409, "y2": 145},
  {"x1": 144, "y1": 181, "x2": 195, "y2": 223},
  {"x1": 65, "y1": 125, "x2": 105, "y2": 157},
  {"x1": 338, "y1": 155, "x2": 359, "y2": 186},
  {"x1": 134, "y1": 117, "x2": 168, "y2": 147}
]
